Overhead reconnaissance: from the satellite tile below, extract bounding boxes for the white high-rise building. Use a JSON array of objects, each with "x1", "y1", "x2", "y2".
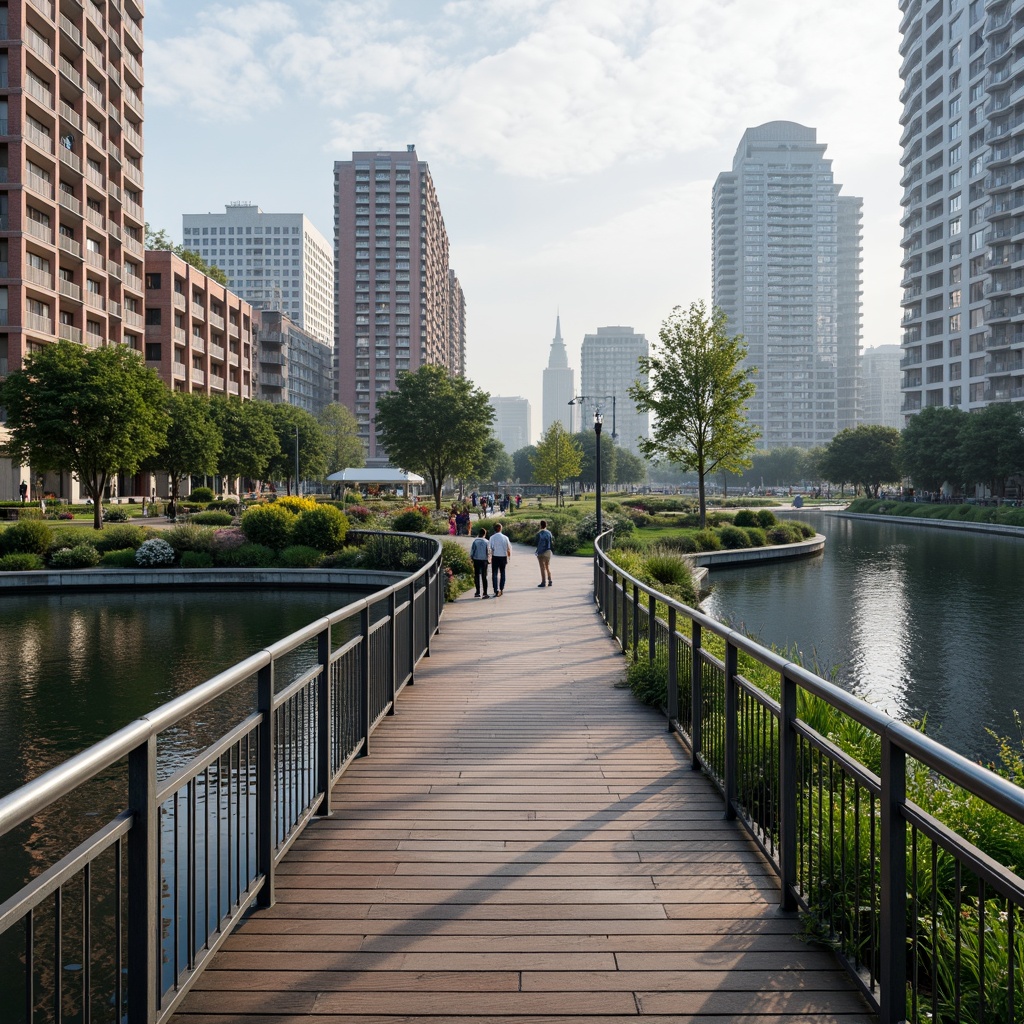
[
  {"x1": 897, "y1": 0, "x2": 1024, "y2": 417},
  {"x1": 579, "y1": 326, "x2": 649, "y2": 456},
  {"x1": 862, "y1": 345, "x2": 902, "y2": 430},
  {"x1": 490, "y1": 396, "x2": 531, "y2": 454},
  {"x1": 542, "y1": 315, "x2": 576, "y2": 436},
  {"x1": 712, "y1": 121, "x2": 863, "y2": 449},
  {"x1": 182, "y1": 204, "x2": 334, "y2": 347}
]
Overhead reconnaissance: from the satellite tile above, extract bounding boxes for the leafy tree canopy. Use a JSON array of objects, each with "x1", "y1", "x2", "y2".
[
  {"x1": 373, "y1": 364, "x2": 494, "y2": 508},
  {"x1": 819, "y1": 425, "x2": 901, "y2": 496},
  {"x1": 958, "y1": 403, "x2": 1024, "y2": 497},
  {"x1": 210, "y1": 396, "x2": 279, "y2": 490},
  {"x1": 0, "y1": 340, "x2": 169, "y2": 528},
  {"x1": 573, "y1": 428, "x2": 617, "y2": 488},
  {"x1": 145, "y1": 222, "x2": 228, "y2": 286},
  {"x1": 899, "y1": 406, "x2": 966, "y2": 493},
  {"x1": 318, "y1": 403, "x2": 366, "y2": 474},
  {"x1": 148, "y1": 390, "x2": 222, "y2": 513},
  {"x1": 265, "y1": 403, "x2": 330, "y2": 494},
  {"x1": 629, "y1": 300, "x2": 759, "y2": 527},
  {"x1": 471, "y1": 435, "x2": 513, "y2": 484},
  {"x1": 532, "y1": 422, "x2": 583, "y2": 505},
  {"x1": 614, "y1": 447, "x2": 648, "y2": 486},
  {"x1": 512, "y1": 445, "x2": 537, "y2": 484}
]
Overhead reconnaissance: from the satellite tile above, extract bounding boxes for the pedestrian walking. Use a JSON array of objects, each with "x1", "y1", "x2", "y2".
[
  {"x1": 488, "y1": 522, "x2": 512, "y2": 596},
  {"x1": 470, "y1": 527, "x2": 490, "y2": 598},
  {"x1": 535, "y1": 519, "x2": 553, "y2": 587},
  {"x1": 18, "y1": 480, "x2": 28, "y2": 503}
]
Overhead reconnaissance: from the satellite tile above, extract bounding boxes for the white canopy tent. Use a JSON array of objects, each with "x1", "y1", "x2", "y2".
[{"x1": 326, "y1": 468, "x2": 425, "y2": 498}]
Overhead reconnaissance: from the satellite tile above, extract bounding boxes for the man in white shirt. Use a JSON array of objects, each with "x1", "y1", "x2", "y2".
[{"x1": 488, "y1": 522, "x2": 512, "y2": 596}]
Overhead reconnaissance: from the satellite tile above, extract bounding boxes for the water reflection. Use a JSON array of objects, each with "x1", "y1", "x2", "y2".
[{"x1": 702, "y1": 512, "x2": 1024, "y2": 760}]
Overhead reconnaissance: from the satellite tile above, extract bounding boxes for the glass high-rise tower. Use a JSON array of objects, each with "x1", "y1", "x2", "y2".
[{"x1": 712, "y1": 121, "x2": 863, "y2": 449}]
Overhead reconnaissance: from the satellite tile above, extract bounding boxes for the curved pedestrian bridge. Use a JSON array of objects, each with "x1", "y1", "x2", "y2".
[{"x1": 173, "y1": 545, "x2": 871, "y2": 1022}]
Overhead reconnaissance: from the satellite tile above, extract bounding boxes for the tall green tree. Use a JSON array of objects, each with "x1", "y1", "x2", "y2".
[
  {"x1": 614, "y1": 447, "x2": 648, "y2": 487},
  {"x1": 820, "y1": 425, "x2": 901, "y2": 497},
  {"x1": 265, "y1": 403, "x2": 330, "y2": 495},
  {"x1": 149, "y1": 391, "x2": 222, "y2": 517},
  {"x1": 373, "y1": 364, "x2": 494, "y2": 508},
  {"x1": 532, "y1": 422, "x2": 583, "y2": 506},
  {"x1": 512, "y1": 445, "x2": 537, "y2": 484},
  {"x1": 629, "y1": 301, "x2": 759, "y2": 527},
  {"x1": 210, "y1": 397, "x2": 279, "y2": 494},
  {"x1": 472, "y1": 435, "x2": 513, "y2": 485},
  {"x1": 958, "y1": 403, "x2": 1024, "y2": 497},
  {"x1": 319, "y1": 402, "x2": 366, "y2": 474},
  {"x1": 0, "y1": 341, "x2": 169, "y2": 529},
  {"x1": 899, "y1": 406, "x2": 966, "y2": 493}
]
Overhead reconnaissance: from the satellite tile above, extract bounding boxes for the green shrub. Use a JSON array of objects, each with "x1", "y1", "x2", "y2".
[
  {"x1": 717, "y1": 524, "x2": 752, "y2": 549},
  {"x1": 0, "y1": 552, "x2": 44, "y2": 571},
  {"x1": 321, "y1": 546, "x2": 364, "y2": 569},
  {"x1": 164, "y1": 522, "x2": 217, "y2": 554},
  {"x1": 278, "y1": 545, "x2": 324, "y2": 568},
  {"x1": 100, "y1": 548, "x2": 139, "y2": 568},
  {"x1": 240, "y1": 503, "x2": 296, "y2": 550},
  {"x1": 270, "y1": 495, "x2": 318, "y2": 514},
  {"x1": 692, "y1": 529, "x2": 722, "y2": 552},
  {"x1": 292, "y1": 505, "x2": 350, "y2": 552},
  {"x1": 93, "y1": 524, "x2": 148, "y2": 552},
  {"x1": 134, "y1": 538, "x2": 176, "y2": 567},
  {"x1": 756, "y1": 509, "x2": 777, "y2": 529},
  {"x1": 391, "y1": 508, "x2": 431, "y2": 532},
  {"x1": 49, "y1": 543, "x2": 100, "y2": 569},
  {"x1": 658, "y1": 534, "x2": 698, "y2": 554},
  {"x1": 189, "y1": 486, "x2": 215, "y2": 503},
  {"x1": 1, "y1": 519, "x2": 52, "y2": 556},
  {"x1": 626, "y1": 648, "x2": 669, "y2": 707},
  {"x1": 206, "y1": 498, "x2": 240, "y2": 514},
  {"x1": 190, "y1": 510, "x2": 234, "y2": 527},
  {"x1": 643, "y1": 549, "x2": 693, "y2": 588},
  {"x1": 179, "y1": 550, "x2": 215, "y2": 569},
  {"x1": 441, "y1": 539, "x2": 473, "y2": 577},
  {"x1": 744, "y1": 527, "x2": 767, "y2": 547},
  {"x1": 733, "y1": 509, "x2": 758, "y2": 528},
  {"x1": 358, "y1": 534, "x2": 417, "y2": 571},
  {"x1": 767, "y1": 524, "x2": 802, "y2": 544},
  {"x1": 553, "y1": 531, "x2": 580, "y2": 555},
  {"x1": 102, "y1": 507, "x2": 130, "y2": 523},
  {"x1": 216, "y1": 542, "x2": 277, "y2": 568},
  {"x1": 794, "y1": 520, "x2": 816, "y2": 538},
  {"x1": 400, "y1": 551, "x2": 422, "y2": 571}
]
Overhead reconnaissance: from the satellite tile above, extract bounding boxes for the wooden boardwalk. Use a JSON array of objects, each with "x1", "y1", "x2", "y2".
[{"x1": 175, "y1": 543, "x2": 873, "y2": 1023}]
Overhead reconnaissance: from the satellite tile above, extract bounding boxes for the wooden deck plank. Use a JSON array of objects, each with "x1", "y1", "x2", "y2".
[{"x1": 172, "y1": 544, "x2": 871, "y2": 1023}]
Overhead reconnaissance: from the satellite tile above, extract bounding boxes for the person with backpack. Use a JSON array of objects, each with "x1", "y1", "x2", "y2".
[
  {"x1": 535, "y1": 519, "x2": 553, "y2": 587},
  {"x1": 470, "y1": 527, "x2": 491, "y2": 598}
]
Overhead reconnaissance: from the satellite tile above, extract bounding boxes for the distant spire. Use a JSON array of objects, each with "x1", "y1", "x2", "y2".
[{"x1": 548, "y1": 314, "x2": 568, "y2": 369}]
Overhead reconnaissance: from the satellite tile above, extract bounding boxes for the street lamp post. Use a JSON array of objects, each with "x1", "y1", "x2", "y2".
[{"x1": 594, "y1": 409, "x2": 603, "y2": 541}]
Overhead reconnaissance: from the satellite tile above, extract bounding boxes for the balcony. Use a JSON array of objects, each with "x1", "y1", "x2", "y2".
[
  {"x1": 59, "y1": 147, "x2": 81, "y2": 172},
  {"x1": 123, "y1": 310, "x2": 143, "y2": 327},
  {"x1": 190, "y1": 337, "x2": 205, "y2": 354},
  {"x1": 58, "y1": 234, "x2": 81, "y2": 256},
  {"x1": 59, "y1": 278, "x2": 81, "y2": 301},
  {"x1": 191, "y1": 367, "x2": 205, "y2": 385},
  {"x1": 173, "y1": 292, "x2": 186, "y2": 311},
  {"x1": 24, "y1": 311, "x2": 54, "y2": 334},
  {"x1": 25, "y1": 265, "x2": 53, "y2": 289},
  {"x1": 191, "y1": 301, "x2": 206, "y2": 318},
  {"x1": 25, "y1": 76, "x2": 54, "y2": 108},
  {"x1": 58, "y1": 323, "x2": 82, "y2": 344},
  {"x1": 58, "y1": 191, "x2": 82, "y2": 216},
  {"x1": 26, "y1": 219, "x2": 53, "y2": 243},
  {"x1": 172, "y1": 361, "x2": 186, "y2": 380},
  {"x1": 25, "y1": 170, "x2": 54, "y2": 199},
  {"x1": 25, "y1": 122, "x2": 54, "y2": 154},
  {"x1": 209, "y1": 311, "x2": 224, "y2": 330},
  {"x1": 84, "y1": 291, "x2": 105, "y2": 311},
  {"x1": 28, "y1": 0, "x2": 56, "y2": 19},
  {"x1": 172, "y1": 326, "x2": 186, "y2": 344}
]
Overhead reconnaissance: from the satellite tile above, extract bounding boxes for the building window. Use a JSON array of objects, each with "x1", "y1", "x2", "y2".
[
  {"x1": 145, "y1": 273, "x2": 161, "y2": 289},
  {"x1": 145, "y1": 343, "x2": 161, "y2": 361},
  {"x1": 145, "y1": 308, "x2": 161, "y2": 326}
]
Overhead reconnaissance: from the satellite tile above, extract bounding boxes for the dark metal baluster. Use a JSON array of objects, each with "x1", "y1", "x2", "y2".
[
  {"x1": 977, "y1": 876, "x2": 985, "y2": 1024},
  {"x1": 666, "y1": 607, "x2": 678, "y2": 729},
  {"x1": 690, "y1": 621, "x2": 702, "y2": 771},
  {"x1": 954, "y1": 861, "x2": 962, "y2": 1020},
  {"x1": 25, "y1": 908, "x2": 33, "y2": 1024},
  {"x1": 54, "y1": 886, "x2": 62, "y2": 1024},
  {"x1": 128, "y1": 733, "x2": 158, "y2": 1024},
  {"x1": 257, "y1": 664, "x2": 276, "y2": 909},
  {"x1": 83, "y1": 861, "x2": 91, "y2": 1024},
  {"x1": 115, "y1": 841, "x2": 123, "y2": 1024},
  {"x1": 724, "y1": 641, "x2": 737, "y2": 821}
]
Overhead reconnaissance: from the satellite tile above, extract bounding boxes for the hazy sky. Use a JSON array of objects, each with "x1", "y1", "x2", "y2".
[{"x1": 142, "y1": 0, "x2": 904, "y2": 442}]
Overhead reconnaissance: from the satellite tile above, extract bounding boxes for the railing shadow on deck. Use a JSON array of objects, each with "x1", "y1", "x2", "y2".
[
  {"x1": 0, "y1": 531, "x2": 444, "y2": 1024},
  {"x1": 593, "y1": 529, "x2": 1024, "y2": 1024}
]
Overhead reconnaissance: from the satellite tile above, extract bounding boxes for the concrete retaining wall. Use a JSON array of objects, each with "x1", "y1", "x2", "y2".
[
  {"x1": 690, "y1": 534, "x2": 826, "y2": 568},
  {"x1": 834, "y1": 512, "x2": 1024, "y2": 539}
]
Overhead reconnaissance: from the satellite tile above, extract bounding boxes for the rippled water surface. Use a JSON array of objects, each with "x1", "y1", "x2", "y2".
[{"x1": 702, "y1": 512, "x2": 1024, "y2": 760}]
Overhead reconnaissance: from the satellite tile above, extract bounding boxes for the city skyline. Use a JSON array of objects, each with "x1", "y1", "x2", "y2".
[{"x1": 140, "y1": 0, "x2": 905, "y2": 430}]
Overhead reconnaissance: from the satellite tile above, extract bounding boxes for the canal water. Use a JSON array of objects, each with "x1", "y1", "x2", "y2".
[{"x1": 702, "y1": 511, "x2": 1024, "y2": 761}]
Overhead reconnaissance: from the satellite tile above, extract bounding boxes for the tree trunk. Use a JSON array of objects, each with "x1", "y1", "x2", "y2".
[{"x1": 698, "y1": 474, "x2": 707, "y2": 529}]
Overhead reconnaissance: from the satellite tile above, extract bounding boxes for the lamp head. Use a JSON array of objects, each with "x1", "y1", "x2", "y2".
[{"x1": 594, "y1": 409, "x2": 603, "y2": 432}]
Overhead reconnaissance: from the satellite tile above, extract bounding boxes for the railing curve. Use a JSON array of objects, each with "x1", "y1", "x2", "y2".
[
  {"x1": 0, "y1": 531, "x2": 444, "y2": 1024},
  {"x1": 593, "y1": 529, "x2": 1024, "y2": 1024}
]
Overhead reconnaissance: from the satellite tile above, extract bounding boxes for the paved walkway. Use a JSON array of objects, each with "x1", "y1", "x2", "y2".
[{"x1": 174, "y1": 543, "x2": 872, "y2": 1023}]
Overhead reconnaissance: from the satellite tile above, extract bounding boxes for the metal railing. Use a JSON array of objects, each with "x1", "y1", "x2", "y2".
[
  {"x1": 593, "y1": 531, "x2": 1024, "y2": 1024},
  {"x1": 0, "y1": 532, "x2": 444, "y2": 1024}
]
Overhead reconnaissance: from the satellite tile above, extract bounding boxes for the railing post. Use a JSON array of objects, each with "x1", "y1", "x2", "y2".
[
  {"x1": 648, "y1": 593, "x2": 657, "y2": 665},
  {"x1": 423, "y1": 570, "x2": 432, "y2": 657},
  {"x1": 256, "y1": 663, "x2": 275, "y2": 908},
  {"x1": 611, "y1": 569, "x2": 619, "y2": 641},
  {"x1": 880, "y1": 733, "x2": 908, "y2": 1024},
  {"x1": 690, "y1": 620, "x2": 702, "y2": 771},
  {"x1": 778, "y1": 668, "x2": 798, "y2": 912},
  {"x1": 387, "y1": 590, "x2": 398, "y2": 714},
  {"x1": 632, "y1": 583, "x2": 640, "y2": 662},
  {"x1": 666, "y1": 607, "x2": 678, "y2": 730},
  {"x1": 724, "y1": 639, "x2": 738, "y2": 821},
  {"x1": 622, "y1": 578, "x2": 630, "y2": 654},
  {"x1": 407, "y1": 581, "x2": 416, "y2": 685},
  {"x1": 359, "y1": 606, "x2": 371, "y2": 756},
  {"x1": 316, "y1": 624, "x2": 332, "y2": 816},
  {"x1": 127, "y1": 734, "x2": 158, "y2": 1024}
]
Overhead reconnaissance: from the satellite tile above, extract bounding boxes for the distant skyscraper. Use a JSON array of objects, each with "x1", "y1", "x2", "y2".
[
  {"x1": 334, "y1": 146, "x2": 460, "y2": 463},
  {"x1": 490, "y1": 396, "x2": 531, "y2": 454},
  {"x1": 449, "y1": 270, "x2": 466, "y2": 378},
  {"x1": 898, "y1": 2, "x2": 1020, "y2": 417},
  {"x1": 542, "y1": 315, "x2": 575, "y2": 436},
  {"x1": 182, "y1": 205, "x2": 334, "y2": 347},
  {"x1": 255, "y1": 309, "x2": 334, "y2": 415},
  {"x1": 861, "y1": 345, "x2": 902, "y2": 430},
  {"x1": 579, "y1": 326, "x2": 648, "y2": 455},
  {"x1": 712, "y1": 121, "x2": 863, "y2": 449}
]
